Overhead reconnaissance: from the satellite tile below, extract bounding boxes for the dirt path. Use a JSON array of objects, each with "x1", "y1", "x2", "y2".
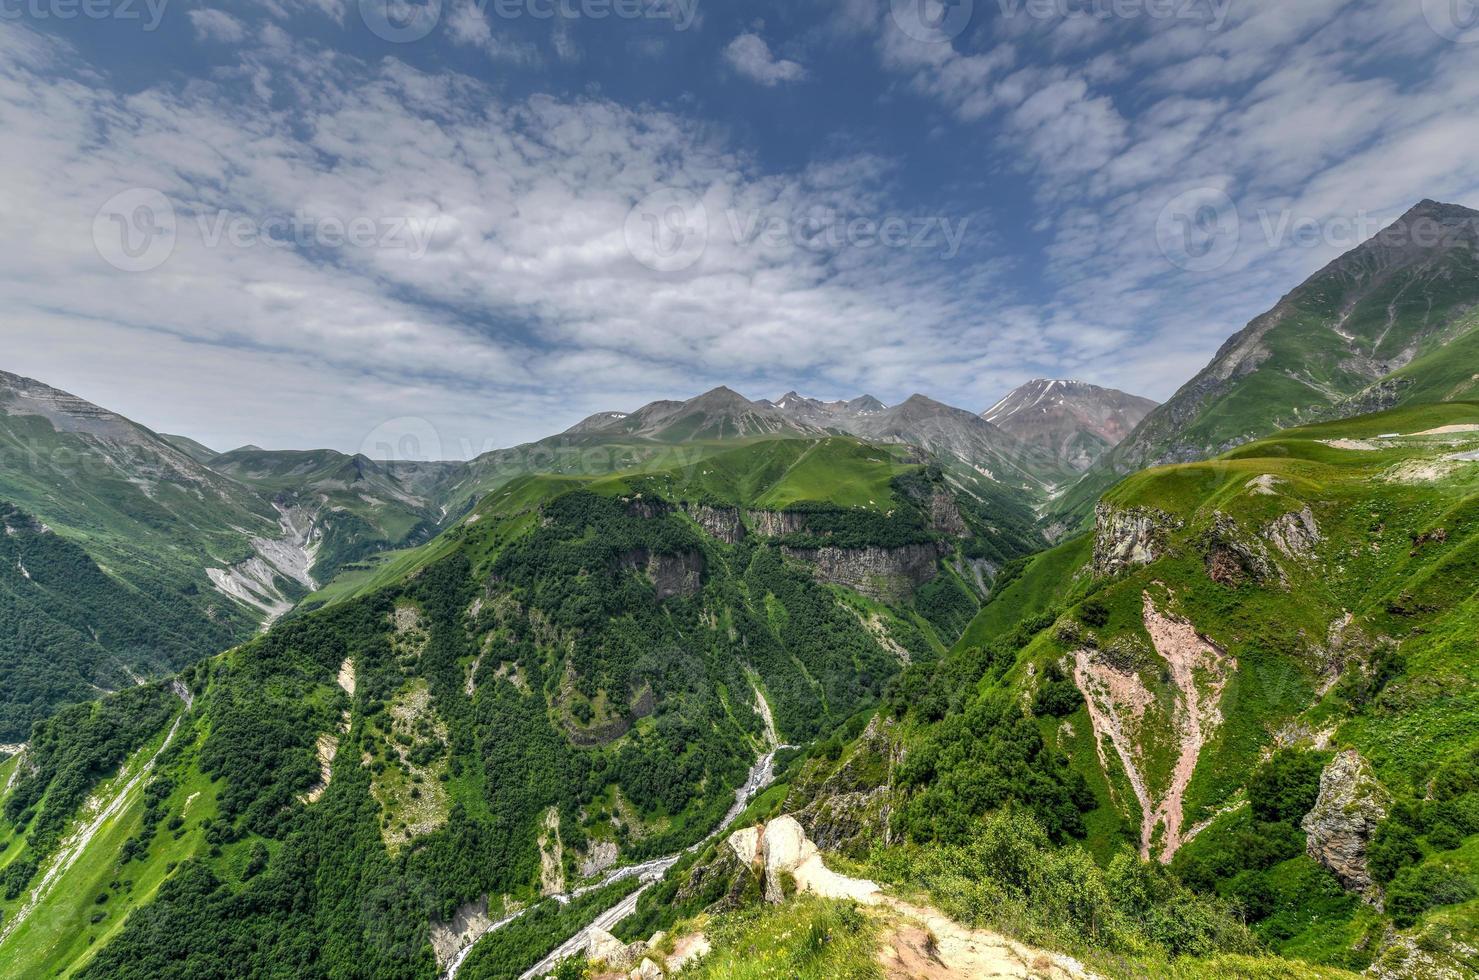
[{"x1": 880, "y1": 900, "x2": 1093, "y2": 980}]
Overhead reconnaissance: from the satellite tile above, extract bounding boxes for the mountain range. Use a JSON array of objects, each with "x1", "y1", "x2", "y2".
[{"x1": 1, "y1": 199, "x2": 1477, "y2": 979}]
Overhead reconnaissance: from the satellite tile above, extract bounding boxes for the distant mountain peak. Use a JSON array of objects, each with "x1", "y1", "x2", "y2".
[{"x1": 983, "y1": 379, "x2": 1158, "y2": 473}]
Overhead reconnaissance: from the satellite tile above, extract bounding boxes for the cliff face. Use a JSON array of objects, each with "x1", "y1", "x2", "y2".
[
  {"x1": 618, "y1": 548, "x2": 705, "y2": 599},
  {"x1": 1092, "y1": 504, "x2": 1181, "y2": 576},
  {"x1": 785, "y1": 717, "x2": 902, "y2": 857},
  {"x1": 684, "y1": 503, "x2": 745, "y2": 544},
  {"x1": 1302, "y1": 749, "x2": 1390, "y2": 899},
  {"x1": 783, "y1": 543, "x2": 943, "y2": 603},
  {"x1": 746, "y1": 510, "x2": 811, "y2": 538}
]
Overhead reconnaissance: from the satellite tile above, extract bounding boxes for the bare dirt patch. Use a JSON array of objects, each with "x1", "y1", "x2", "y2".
[{"x1": 1072, "y1": 594, "x2": 1234, "y2": 862}]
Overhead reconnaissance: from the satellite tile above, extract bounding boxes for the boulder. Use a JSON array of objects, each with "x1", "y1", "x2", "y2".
[
  {"x1": 726, "y1": 825, "x2": 761, "y2": 867},
  {"x1": 1302, "y1": 750, "x2": 1390, "y2": 898},
  {"x1": 762, "y1": 817, "x2": 817, "y2": 902},
  {"x1": 628, "y1": 958, "x2": 663, "y2": 980},
  {"x1": 588, "y1": 928, "x2": 636, "y2": 970}
]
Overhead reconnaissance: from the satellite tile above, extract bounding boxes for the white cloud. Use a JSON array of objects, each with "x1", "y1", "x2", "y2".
[
  {"x1": 0, "y1": 22, "x2": 1051, "y2": 451},
  {"x1": 723, "y1": 34, "x2": 807, "y2": 86},
  {"x1": 444, "y1": 3, "x2": 539, "y2": 63},
  {"x1": 188, "y1": 9, "x2": 248, "y2": 43}
]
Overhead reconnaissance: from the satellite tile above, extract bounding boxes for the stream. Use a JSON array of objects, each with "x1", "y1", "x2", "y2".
[{"x1": 445, "y1": 741, "x2": 790, "y2": 979}]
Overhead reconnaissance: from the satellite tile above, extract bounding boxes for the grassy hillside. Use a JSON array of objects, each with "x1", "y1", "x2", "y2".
[{"x1": 875, "y1": 402, "x2": 1479, "y2": 974}]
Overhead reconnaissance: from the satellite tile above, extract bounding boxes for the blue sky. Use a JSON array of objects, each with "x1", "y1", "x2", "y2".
[{"x1": 2, "y1": 0, "x2": 1477, "y2": 457}]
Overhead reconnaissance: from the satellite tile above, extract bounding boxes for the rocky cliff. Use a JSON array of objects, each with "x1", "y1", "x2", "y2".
[
  {"x1": 782, "y1": 543, "x2": 943, "y2": 603},
  {"x1": 1092, "y1": 504, "x2": 1181, "y2": 576},
  {"x1": 1302, "y1": 749, "x2": 1390, "y2": 900}
]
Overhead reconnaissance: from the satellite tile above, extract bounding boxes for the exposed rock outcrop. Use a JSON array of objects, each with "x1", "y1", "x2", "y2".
[
  {"x1": 683, "y1": 503, "x2": 745, "y2": 544},
  {"x1": 929, "y1": 490, "x2": 971, "y2": 538},
  {"x1": 755, "y1": 817, "x2": 882, "y2": 905},
  {"x1": 1092, "y1": 504, "x2": 1180, "y2": 576},
  {"x1": 1302, "y1": 749, "x2": 1389, "y2": 899},
  {"x1": 1201, "y1": 512, "x2": 1277, "y2": 587},
  {"x1": 782, "y1": 543, "x2": 943, "y2": 602},
  {"x1": 746, "y1": 510, "x2": 811, "y2": 538},
  {"x1": 1264, "y1": 506, "x2": 1322, "y2": 560},
  {"x1": 618, "y1": 549, "x2": 704, "y2": 599},
  {"x1": 787, "y1": 717, "x2": 902, "y2": 856}
]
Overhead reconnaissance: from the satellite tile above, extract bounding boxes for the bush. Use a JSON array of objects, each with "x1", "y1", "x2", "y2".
[
  {"x1": 1248, "y1": 749, "x2": 1325, "y2": 824},
  {"x1": 1032, "y1": 664, "x2": 1083, "y2": 718},
  {"x1": 1369, "y1": 820, "x2": 1423, "y2": 884},
  {"x1": 1386, "y1": 864, "x2": 1477, "y2": 928},
  {"x1": 869, "y1": 809, "x2": 1257, "y2": 958}
]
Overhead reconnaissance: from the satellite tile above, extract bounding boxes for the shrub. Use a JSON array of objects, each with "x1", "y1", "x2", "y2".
[
  {"x1": 1386, "y1": 864, "x2": 1477, "y2": 928},
  {"x1": 1369, "y1": 820, "x2": 1423, "y2": 884},
  {"x1": 1248, "y1": 749, "x2": 1325, "y2": 824}
]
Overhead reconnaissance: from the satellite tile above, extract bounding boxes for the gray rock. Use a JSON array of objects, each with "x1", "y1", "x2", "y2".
[
  {"x1": 1092, "y1": 504, "x2": 1181, "y2": 576},
  {"x1": 1302, "y1": 749, "x2": 1390, "y2": 898}
]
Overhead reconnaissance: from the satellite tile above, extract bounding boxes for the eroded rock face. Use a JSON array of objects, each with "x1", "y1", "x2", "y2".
[
  {"x1": 782, "y1": 543, "x2": 943, "y2": 602},
  {"x1": 929, "y1": 490, "x2": 971, "y2": 538},
  {"x1": 1302, "y1": 749, "x2": 1390, "y2": 898},
  {"x1": 618, "y1": 549, "x2": 705, "y2": 599},
  {"x1": 746, "y1": 510, "x2": 811, "y2": 538},
  {"x1": 1264, "y1": 506, "x2": 1322, "y2": 560},
  {"x1": 1073, "y1": 593, "x2": 1235, "y2": 863},
  {"x1": 1201, "y1": 512, "x2": 1277, "y2": 587},
  {"x1": 1092, "y1": 504, "x2": 1181, "y2": 576},
  {"x1": 787, "y1": 717, "x2": 902, "y2": 856},
  {"x1": 646, "y1": 551, "x2": 703, "y2": 599},
  {"x1": 683, "y1": 503, "x2": 745, "y2": 544}
]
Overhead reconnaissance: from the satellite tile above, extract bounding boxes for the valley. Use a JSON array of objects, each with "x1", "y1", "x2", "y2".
[{"x1": 1, "y1": 204, "x2": 1476, "y2": 980}]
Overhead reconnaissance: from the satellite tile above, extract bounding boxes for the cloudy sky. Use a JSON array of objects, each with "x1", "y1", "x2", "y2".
[{"x1": 2, "y1": 0, "x2": 1477, "y2": 457}]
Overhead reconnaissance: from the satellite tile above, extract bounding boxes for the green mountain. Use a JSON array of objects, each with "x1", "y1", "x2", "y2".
[
  {"x1": 0, "y1": 434, "x2": 1040, "y2": 978},
  {"x1": 1060, "y1": 200, "x2": 1479, "y2": 524},
  {"x1": 788, "y1": 401, "x2": 1478, "y2": 976}
]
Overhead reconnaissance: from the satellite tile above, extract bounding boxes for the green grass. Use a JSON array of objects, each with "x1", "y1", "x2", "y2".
[
  {"x1": 953, "y1": 534, "x2": 1091, "y2": 654},
  {"x1": 679, "y1": 897, "x2": 882, "y2": 980},
  {"x1": 0, "y1": 710, "x2": 222, "y2": 978}
]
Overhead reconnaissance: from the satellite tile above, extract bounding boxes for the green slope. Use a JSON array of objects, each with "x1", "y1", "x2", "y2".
[{"x1": 878, "y1": 402, "x2": 1479, "y2": 973}]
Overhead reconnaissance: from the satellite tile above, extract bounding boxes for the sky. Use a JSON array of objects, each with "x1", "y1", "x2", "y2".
[{"x1": 2, "y1": 0, "x2": 1477, "y2": 458}]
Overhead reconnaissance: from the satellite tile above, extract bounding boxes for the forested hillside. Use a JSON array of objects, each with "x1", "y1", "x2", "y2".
[{"x1": 0, "y1": 435, "x2": 1034, "y2": 977}]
